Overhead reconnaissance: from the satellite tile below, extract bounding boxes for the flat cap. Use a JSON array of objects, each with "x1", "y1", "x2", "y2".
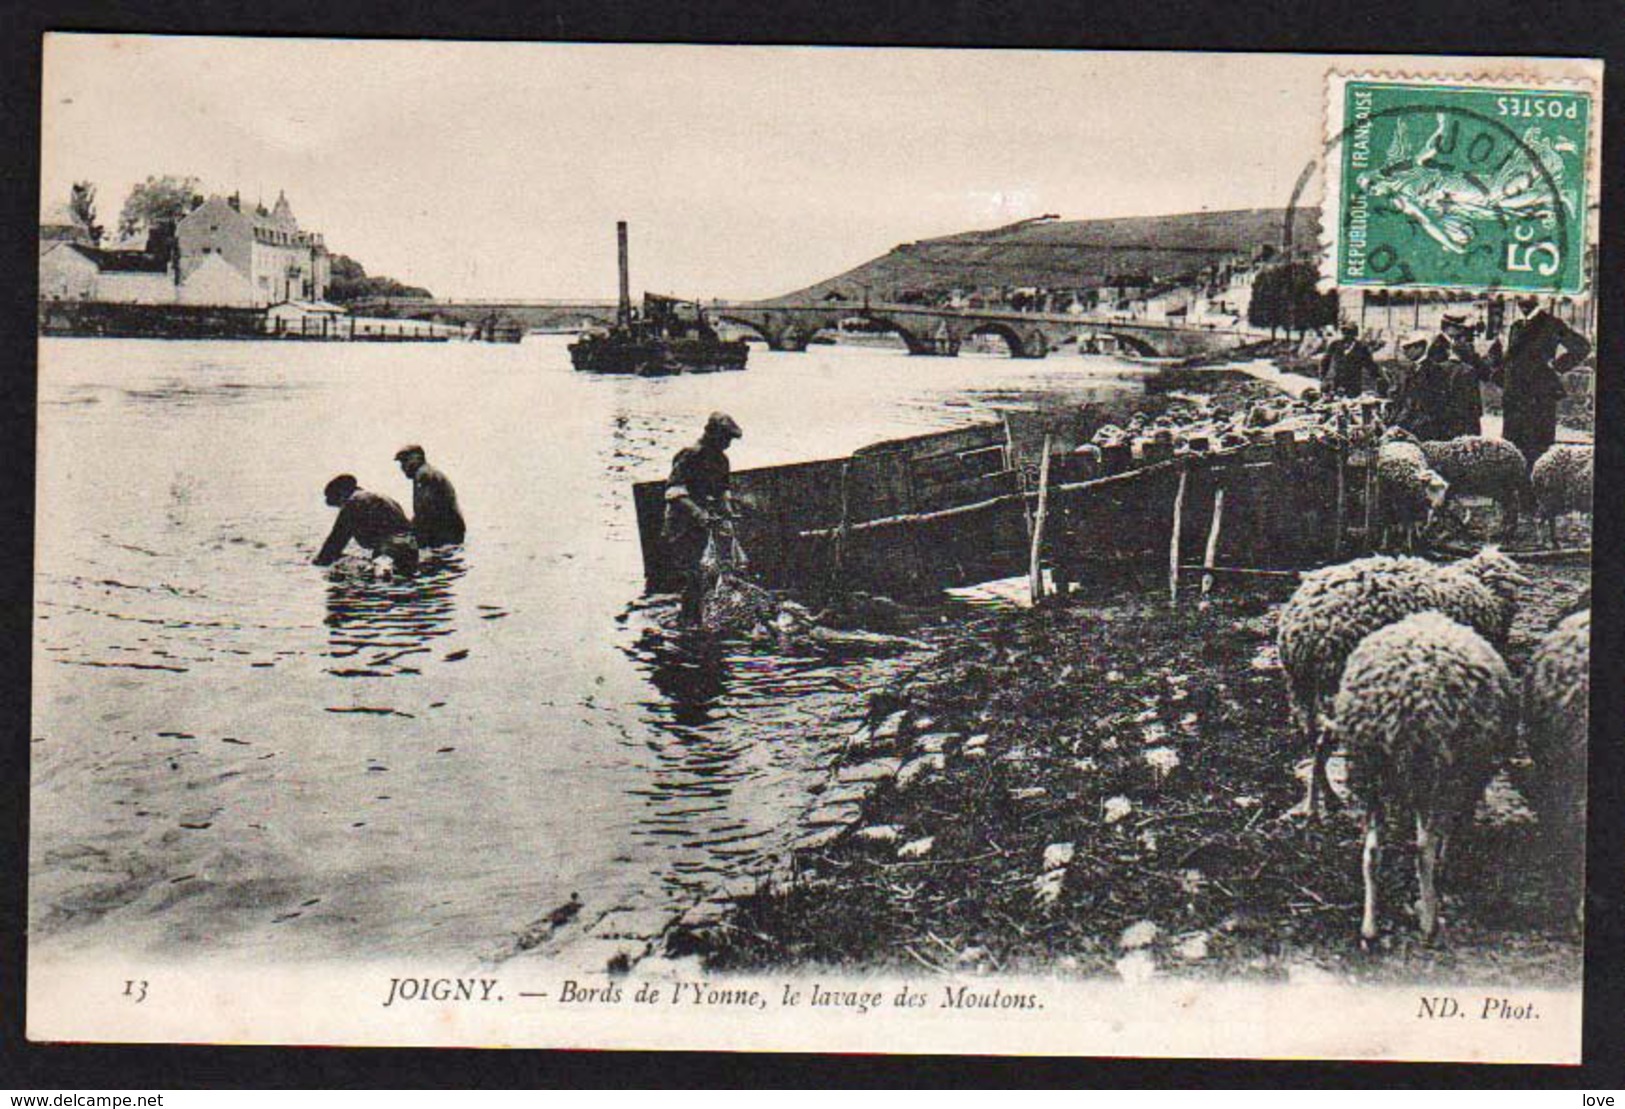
[
  {"x1": 394, "y1": 444, "x2": 425, "y2": 460},
  {"x1": 705, "y1": 412, "x2": 743, "y2": 439}
]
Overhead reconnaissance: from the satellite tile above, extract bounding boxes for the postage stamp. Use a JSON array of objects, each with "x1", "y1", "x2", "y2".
[{"x1": 1326, "y1": 75, "x2": 1594, "y2": 294}]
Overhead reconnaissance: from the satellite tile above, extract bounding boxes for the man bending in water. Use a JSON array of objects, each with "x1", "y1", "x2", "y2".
[{"x1": 314, "y1": 474, "x2": 419, "y2": 574}]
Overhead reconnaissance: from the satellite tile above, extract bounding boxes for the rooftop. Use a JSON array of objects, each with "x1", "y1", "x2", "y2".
[{"x1": 62, "y1": 244, "x2": 171, "y2": 273}]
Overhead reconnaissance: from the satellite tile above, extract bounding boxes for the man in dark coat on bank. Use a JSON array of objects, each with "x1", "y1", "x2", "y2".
[
  {"x1": 1320, "y1": 323, "x2": 1382, "y2": 397},
  {"x1": 395, "y1": 444, "x2": 466, "y2": 547},
  {"x1": 1390, "y1": 332, "x2": 1452, "y2": 441},
  {"x1": 314, "y1": 474, "x2": 419, "y2": 574},
  {"x1": 1436, "y1": 314, "x2": 1498, "y2": 438},
  {"x1": 1496, "y1": 297, "x2": 1592, "y2": 468},
  {"x1": 663, "y1": 412, "x2": 742, "y2": 625}
]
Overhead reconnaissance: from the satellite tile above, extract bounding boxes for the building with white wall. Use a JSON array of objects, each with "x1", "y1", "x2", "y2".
[
  {"x1": 175, "y1": 191, "x2": 330, "y2": 307},
  {"x1": 38, "y1": 242, "x2": 175, "y2": 303}
]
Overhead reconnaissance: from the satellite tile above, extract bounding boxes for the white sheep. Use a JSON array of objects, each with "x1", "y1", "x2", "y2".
[
  {"x1": 1530, "y1": 444, "x2": 1593, "y2": 547},
  {"x1": 1091, "y1": 423, "x2": 1127, "y2": 448},
  {"x1": 1375, "y1": 438, "x2": 1449, "y2": 551},
  {"x1": 1389, "y1": 431, "x2": 1529, "y2": 538},
  {"x1": 1336, "y1": 611, "x2": 1518, "y2": 942},
  {"x1": 1276, "y1": 546, "x2": 1528, "y2": 816},
  {"x1": 1519, "y1": 608, "x2": 1590, "y2": 872}
]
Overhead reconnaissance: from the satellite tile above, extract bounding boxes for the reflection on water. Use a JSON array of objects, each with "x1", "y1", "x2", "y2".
[
  {"x1": 32, "y1": 336, "x2": 1151, "y2": 960},
  {"x1": 323, "y1": 550, "x2": 467, "y2": 678},
  {"x1": 618, "y1": 615, "x2": 883, "y2": 902},
  {"x1": 635, "y1": 625, "x2": 731, "y2": 729}
]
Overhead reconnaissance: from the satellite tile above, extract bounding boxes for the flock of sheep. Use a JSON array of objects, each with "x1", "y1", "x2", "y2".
[
  {"x1": 1277, "y1": 547, "x2": 1589, "y2": 944},
  {"x1": 1079, "y1": 389, "x2": 1594, "y2": 944},
  {"x1": 1084, "y1": 391, "x2": 1592, "y2": 555},
  {"x1": 1377, "y1": 430, "x2": 1593, "y2": 549}
]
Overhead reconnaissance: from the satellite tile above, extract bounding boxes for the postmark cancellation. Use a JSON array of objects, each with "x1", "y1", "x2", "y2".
[{"x1": 1324, "y1": 72, "x2": 1598, "y2": 296}]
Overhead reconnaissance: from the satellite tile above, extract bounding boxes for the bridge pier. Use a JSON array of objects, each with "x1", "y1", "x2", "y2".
[
  {"x1": 905, "y1": 334, "x2": 959, "y2": 357},
  {"x1": 765, "y1": 328, "x2": 810, "y2": 352},
  {"x1": 1011, "y1": 326, "x2": 1050, "y2": 359}
]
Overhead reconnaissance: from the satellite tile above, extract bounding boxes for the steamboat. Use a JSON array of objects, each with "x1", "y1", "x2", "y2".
[{"x1": 569, "y1": 221, "x2": 749, "y2": 375}]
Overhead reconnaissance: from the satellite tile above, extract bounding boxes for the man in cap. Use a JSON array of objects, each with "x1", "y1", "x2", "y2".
[
  {"x1": 394, "y1": 444, "x2": 465, "y2": 547},
  {"x1": 663, "y1": 412, "x2": 743, "y2": 625},
  {"x1": 1436, "y1": 313, "x2": 1497, "y2": 438},
  {"x1": 1389, "y1": 330, "x2": 1456, "y2": 441},
  {"x1": 1319, "y1": 322, "x2": 1382, "y2": 398},
  {"x1": 1497, "y1": 296, "x2": 1592, "y2": 468},
  {"x1": 314, "y1": 474, "x2": 419, "y2": 574}
]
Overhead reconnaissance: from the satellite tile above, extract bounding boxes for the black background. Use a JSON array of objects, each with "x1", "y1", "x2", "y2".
[{"x1": 2, "y1": 0, "x2": 1622, "y2": 1089}]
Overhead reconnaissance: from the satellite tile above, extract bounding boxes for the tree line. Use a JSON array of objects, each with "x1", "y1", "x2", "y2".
[
  {"x1": 53, "y1": 176, "x2": 431, "y2": 302},
  {"x1": 1246, "y1": 261, "x2": 1338, "y2": 337}
]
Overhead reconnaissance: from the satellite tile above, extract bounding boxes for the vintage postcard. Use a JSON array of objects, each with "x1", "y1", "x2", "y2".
[{"x1": 30, "y1": 37, "x2": 1599, "y2": 1060}]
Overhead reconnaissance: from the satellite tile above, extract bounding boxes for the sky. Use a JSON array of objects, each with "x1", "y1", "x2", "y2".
[{"x1": 38, "y1": 37, "x2": 1574, "y2": 301}]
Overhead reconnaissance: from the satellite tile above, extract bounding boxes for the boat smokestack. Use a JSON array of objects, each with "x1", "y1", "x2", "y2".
[{"x1": 616, "y1": 220, "x2": 631, "y2": 325}]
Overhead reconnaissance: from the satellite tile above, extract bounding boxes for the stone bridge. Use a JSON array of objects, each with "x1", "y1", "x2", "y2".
[
  {"x1": 714, "y1": 301, "x2": 1251, "y2": 359},
  {"x1": 351, "y1": 296, "x2": 1254, "y2": 359}
]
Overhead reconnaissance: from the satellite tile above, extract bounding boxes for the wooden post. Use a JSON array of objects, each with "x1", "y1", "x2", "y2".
[
  {"x1": 1201, "y1": 486, "x2": 1226, "y2": 601},
  {"x1": 1364, "y1": 455, "x2": 1380, "y2": 552},
  {"x1": 1028, "y1": 434, "x2": 1053, "y2": 605},
  {"x1": 1332, "y1": 444, "x2": 1347, "y2": 559},
  {"x1": 833, "y1": 460, "x2": 852, "y2": 576},
  {"x1": 1005, "y1": 413, "x2": 1034, "y2": 542},
  {"x1": 1169, "y1": 463, "x2": 1188, "y2": 607}
]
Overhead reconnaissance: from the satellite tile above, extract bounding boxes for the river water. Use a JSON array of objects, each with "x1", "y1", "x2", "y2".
[{"x1": 31, "y1": 334, "x2": 1156, "y2": 965}]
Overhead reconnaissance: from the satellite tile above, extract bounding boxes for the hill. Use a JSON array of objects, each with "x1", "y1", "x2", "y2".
[{"x1": 772, "y1": 208, "x2": 1319, "y2": 303}]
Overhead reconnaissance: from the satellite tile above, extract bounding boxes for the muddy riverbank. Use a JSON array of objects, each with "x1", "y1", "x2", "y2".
[{"x1": 671, "y1": 551, "x2": 1587, "y2": 985}]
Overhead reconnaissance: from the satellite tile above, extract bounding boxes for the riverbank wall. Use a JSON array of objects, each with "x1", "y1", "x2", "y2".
[{"x1": 38, "y1": 301, "x2": 463, "y2": 342}]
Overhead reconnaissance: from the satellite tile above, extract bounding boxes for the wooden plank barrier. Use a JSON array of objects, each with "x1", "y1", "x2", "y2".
[{"x1": 635, "y1": 422, "x2": 1368, "y2": 602}]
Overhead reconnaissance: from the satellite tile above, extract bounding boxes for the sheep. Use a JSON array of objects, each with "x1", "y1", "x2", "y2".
[
  {"x1": 1335, "y1": 611, "x2": 1518, "y2": 942},
  {"x1": 1518, "y1": 609, "x2": 1590, "y2": 877},
  {"x1": 1393, "y1": 433, "x2": 1530, "y2": 538},
  {"x1": 1375, "y1": 437, "x2": 1449, "y2": 550},
  {"x1": 1276, "y1": 546, "x2": 1528, "y2": 816},
  {"x1": 1091, "y1": 423, "x2": 1127, "y2": 448},
  {"x1": 1530, "y1": 444, "x2": 1593, "y2": 547}
]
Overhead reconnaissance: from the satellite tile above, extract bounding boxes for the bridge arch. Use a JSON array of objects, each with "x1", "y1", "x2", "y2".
[
  {"x1": 1105, "y1": 331, "x2": 1160, "y2": 358},
  {"x1": 715, "y1": 313, "x2": 775, "y2": 345},
  {"x1": 967, "y1": 321, "x2": 1049, "y2": 359},
  {"x1": 715, "y1": 312, "x2": 831, "y2": 352},
  {"x1": 853, "y1": 313, "x2": 937, "y2": 355},
  {"x1": 1077, "y1": 329, "x2": 1161, "y2": 358}
]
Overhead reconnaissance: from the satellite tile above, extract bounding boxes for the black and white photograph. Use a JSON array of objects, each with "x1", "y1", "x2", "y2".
[{"x1": 27, "y1": 36, "x2": 1599, "y2": 1061}]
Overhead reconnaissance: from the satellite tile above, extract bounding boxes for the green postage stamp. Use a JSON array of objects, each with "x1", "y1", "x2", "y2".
[{"x1": 1327, "y1": 76, "x2": 1594, "y2": 294}]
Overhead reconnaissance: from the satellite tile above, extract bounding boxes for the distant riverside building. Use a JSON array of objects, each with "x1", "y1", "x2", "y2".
[
  {"x1": 38, "y1": 241, "x2": 175, "y2": 303},
  {"x1": 40, "y1": 189, "x2": 332, "y2": 310},
  {"x1": 176, "y1": 191, "x2": 330, "y2": 307}
]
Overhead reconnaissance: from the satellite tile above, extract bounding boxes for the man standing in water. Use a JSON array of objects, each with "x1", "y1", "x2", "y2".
[
  {"x1": 394, "y1": 444, "x2": 466, "y2": 547},
  {"x1": 663, "y1": 412, "x2": 742, "y2": 625},
  {"x1": 1496, "y1": 296, "x2": 1592, "y2": 468},
  {"x1": 314, "y1": 474, "x2": 419, "y2": 574}
]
